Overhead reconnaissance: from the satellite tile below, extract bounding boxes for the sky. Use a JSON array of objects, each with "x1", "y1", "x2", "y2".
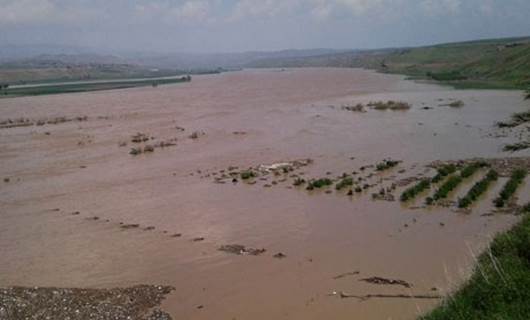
[{"x1": 0, "y1": 0, "x2": 529, "y2": 53}]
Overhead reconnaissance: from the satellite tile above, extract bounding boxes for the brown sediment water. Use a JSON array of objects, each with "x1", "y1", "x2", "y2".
[{"x1": 0, "y1": 68, "x2": 529, "y2": 319}]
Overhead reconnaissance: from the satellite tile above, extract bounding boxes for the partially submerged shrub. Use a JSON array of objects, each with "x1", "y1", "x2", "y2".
[
  {"x1": 458, "y1": 169, "x2": 498, "y2": 208},
  {"x1": 400, "y1": 179, "x2": 431, "y2": 202},
  {"x1": 307, "y1": 178, "x2": 333, "y2": 190},
  {"x1": 130, "y1": 147, "x2": 142, "y2": 155},
  {"x1": 335, "y1": 177, "x2": 353, "y2": 190},
  {"x1": 342, "y1": 104, "x2": 365, "y2": 112},
  {"x1": 503, "y1": 142, "x2": 530, "y2": 152},
  {"x1": 448, "y1": 100, "x2": 464, "y2": 108},
  {"x1": 293, "y1": 178, "x2": 306, "y2": 186},
  {"x1": 240, "y1": 170, "x2": 256, "y2": 180},
  {"x1": 131, "y1": 133, "x2": 149, "y2": 143},
  {"x1": 497, "y1": 111, "x2": 530, "y2": 128},
  {"x1": 376, "y1": 159, "x2": 400, "y2": 171},
  {"x1": 368, "y1": 100, "x2": 411, "y2": 111},
  {"x1": 494, "y1": 169, "x2": 527, "y2": 208}
]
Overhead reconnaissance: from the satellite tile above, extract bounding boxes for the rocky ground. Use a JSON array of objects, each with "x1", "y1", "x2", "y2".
[{"x1": 0, "y1": 285, "x2": 174, "y2": 320}]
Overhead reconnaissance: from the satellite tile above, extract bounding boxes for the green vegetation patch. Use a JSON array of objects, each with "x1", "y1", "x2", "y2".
[
  {"x1": 1, "y1": 76, "x2": 191, "y2": 98},
  {"x1": 494, "y1": 169, "x2": 528, "y2": 208},
  {"x1": 427, "y1": 71, "x2": 467, "y2": 81},
  {"x1": 306, "y1": 178, "x2": 333, "y2": 190},
  {"x1": 433, "y1": 175, "x2": 463, "y2": 201},
  {"x1": 458, "y1": 170, "x2": 499, "y2": 208},
  {"x1": 460, "y1": 162, "x2": 488, "y2": 179},
  {"x1": 335, "y1": 177, "x2": 354, "y2": 190},
  {"x1": 420, "y1": 208, "x2": 530, "y2": 320},
  {"x1": 400, "y1": 179, "x2": 431, "y2": 202},
  {"x1": 240, "y1": 170, "x2": 256, "y2": 180},
  {"x1": 432, "y1": 164, "x2": 457, "y2": 183},
  {"x1": 368, "y1": 101, "x2": 411, "y2": 111}
]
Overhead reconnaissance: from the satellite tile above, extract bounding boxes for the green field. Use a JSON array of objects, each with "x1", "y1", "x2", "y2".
[{"x1": 0, "y1": 76, "x2": 191, "y2": 98}]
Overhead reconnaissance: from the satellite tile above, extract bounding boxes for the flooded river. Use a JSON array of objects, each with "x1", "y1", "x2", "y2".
[{"x1": 0, "y1": 68, "x2": 529, "y2": 319}]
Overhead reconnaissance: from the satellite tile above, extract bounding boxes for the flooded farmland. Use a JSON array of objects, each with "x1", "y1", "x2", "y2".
[{"x1": 0, "y1": 68, "x2": 529, "y2": 320}]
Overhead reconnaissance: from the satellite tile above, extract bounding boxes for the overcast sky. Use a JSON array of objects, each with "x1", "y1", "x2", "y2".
[{"x1": 1, "y1": 0, "x2": 529, "y2": 53}]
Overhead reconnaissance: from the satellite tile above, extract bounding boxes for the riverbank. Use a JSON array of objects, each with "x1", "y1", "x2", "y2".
[{"x1": 421, "y1": 204, "x2": 530, "y2": 319}]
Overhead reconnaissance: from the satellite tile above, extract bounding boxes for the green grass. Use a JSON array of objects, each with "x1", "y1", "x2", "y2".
[
  {"x1": 494, "y1": 169, "x2": 528, "y2": 208},
  {"x1": 420, "y1": 206, "x2": 530, "y2": 320}
]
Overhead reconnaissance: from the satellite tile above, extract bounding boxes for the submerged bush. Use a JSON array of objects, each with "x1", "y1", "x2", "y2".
[
  {"x1": 400, "y1": 179, "x2": 431, "y2": 202},
  {"x1": 240, "y1": 170, "x2": 256, "y2": 180},
  {"x1": 293, "y1": 178, "x2": 306, "y2": 186},
  {"x1": 497, "y1": 111, "x2": 530, "y2": 128},
  {"x1": 307, "y1": 178, "x2": 333, "y2": 190},
  {"x1": 494, "y1": 169, "x2": 527, "y2": 208},
  {"x1": 376, "y1": 160, "x2": 400, "y2": 171},
  {"x1": 448, "y1": 100, "x2": 464, "y2": 108},
  {"x1": 335, "y1": 177, "x2": 353, "y2": 190},
  {"x1": 503, "y1": 142, "x2": 530, "y2": 152},
  {"x1": 458, "y1": 170, "x2": 498, "y2": 208},
  {"x1": 368, "y1": 100, "x2": 411, "y2": 111}
]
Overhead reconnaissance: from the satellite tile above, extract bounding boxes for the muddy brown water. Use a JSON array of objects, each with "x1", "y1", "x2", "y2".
[{"x1": 0, "y1": 68, "x2": 529, "y2": 319}]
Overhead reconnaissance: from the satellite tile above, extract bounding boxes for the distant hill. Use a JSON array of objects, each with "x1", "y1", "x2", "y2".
[
  {"x1": 2, "y1": 37, "x2": 529, "y2": 88},
  {"x1": 247, "y1": 36, "x2": 530, "y2": 89},
  {"x1": 127, "y1": 48, "x2": 346, "y2": 69}
]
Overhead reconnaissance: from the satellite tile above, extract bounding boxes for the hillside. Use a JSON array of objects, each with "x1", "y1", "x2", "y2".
[{"x1": 249, "y1": 37, "x2": 530, "y2": 89}]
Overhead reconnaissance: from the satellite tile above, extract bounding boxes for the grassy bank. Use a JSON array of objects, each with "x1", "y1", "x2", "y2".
[
  {"x1": 0, "y1": 76, "x2": 191, "y2": 98},
  {"x1": 420, "y1": 206, "x2": 530, "y2": 320}
]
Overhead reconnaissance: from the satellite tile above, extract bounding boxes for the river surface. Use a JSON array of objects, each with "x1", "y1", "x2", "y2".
[{"x1": 0, "y1": 68, "x2": 529, "y2": 319}]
